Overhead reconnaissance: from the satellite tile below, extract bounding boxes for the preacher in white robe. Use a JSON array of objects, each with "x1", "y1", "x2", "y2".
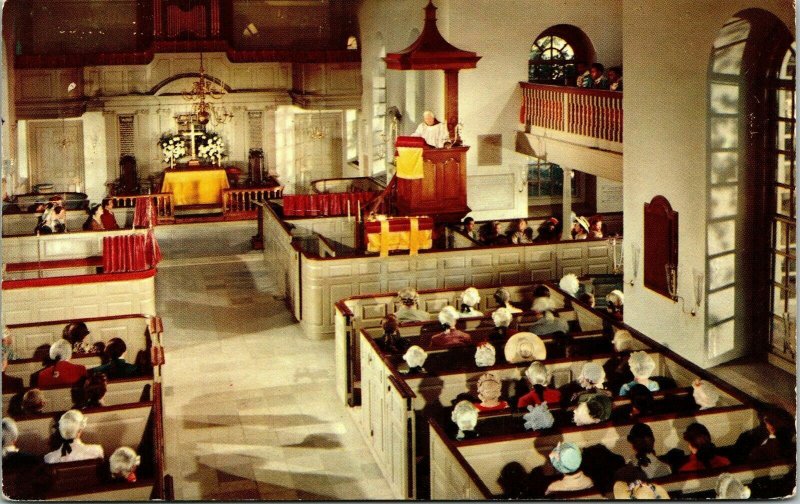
[{"x1": 412, "y1": 111, "x2": 451, "y2": 148}]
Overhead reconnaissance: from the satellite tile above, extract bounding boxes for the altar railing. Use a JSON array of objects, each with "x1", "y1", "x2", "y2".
[
  {"x1": 519, "y1": 82, "x2": 623, "y2": 143},
  {"x1": 111, "y1": 193, "x2": 175, "y2": 224},
  {"x1": 222, "y1": 186, "x2": 284, "y2": 219}
]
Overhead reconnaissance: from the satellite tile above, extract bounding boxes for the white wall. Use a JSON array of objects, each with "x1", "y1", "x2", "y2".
[
  {"x1": 82, "y1": 111, "x2": 107, "y2": 202},
  {"x1": 622, "y1": 0, "x2": 794, "y2": 368},
  {"x1": 358, "y1": 0, "x2": 623, "y2": 219}
]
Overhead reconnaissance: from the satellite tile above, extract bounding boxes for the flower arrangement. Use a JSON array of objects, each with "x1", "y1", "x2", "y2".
[
  {"x1": 197, "y1": 131, "x2": 226, "y2": 166},
  {"x1": 158, "y1": 133, "x2": 187, "y2": 167}
]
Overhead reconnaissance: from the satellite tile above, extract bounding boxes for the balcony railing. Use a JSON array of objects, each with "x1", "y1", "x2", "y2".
[
  {"x1": 111, "y1": 193, "x2": 175, "y2": 224},
  {"x1": 222, "y1": 186, "x2": 284, "y2": 219},
  {"x1": 520, "y1": 82, "x2": 623, "y2": 143}
]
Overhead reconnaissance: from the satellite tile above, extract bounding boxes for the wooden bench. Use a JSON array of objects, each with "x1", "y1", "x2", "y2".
[
  {"x1": 6, "y1": 314, "x2": 152, "y2": 361},
  {"x1": 335, "y1": 283, "x2": 571, "y2": 406},
  {"x1": 3, "y1": 375, "x2": 154, "y2": 416},
  {"x1": 4, "y1": 383, "x2": 168, "y2": 501},
  {"x1": 13, "y1": 401, "x2": 153, "y2": 457},
  {"x1": 2, "y1": 228, "x2": 148, "y2": 264},
  {"x1": 428, "y1": 404, "x2": 766, "y2": 498},
  {"x1": 355, "y1": 285, "x2": 754, "y2": 500}
]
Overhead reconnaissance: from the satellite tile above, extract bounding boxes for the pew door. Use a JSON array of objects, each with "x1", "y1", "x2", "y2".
[{"x1": 385, "y1": 377, "x2": 415, "y2": 499}]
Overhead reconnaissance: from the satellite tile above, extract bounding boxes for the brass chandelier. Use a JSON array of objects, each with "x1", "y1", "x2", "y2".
[{"x1": 183, "y1": 52, "x2": 233, "y2": 125}]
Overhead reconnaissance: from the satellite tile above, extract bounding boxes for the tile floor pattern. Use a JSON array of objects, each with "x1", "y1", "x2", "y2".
[{"x1": 155, "y1": 224, "x2": 394, "y2": 500}]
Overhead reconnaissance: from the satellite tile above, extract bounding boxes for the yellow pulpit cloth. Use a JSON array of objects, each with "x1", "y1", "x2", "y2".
[
  {"x1": 365, "y1": 216, "x2": 433, "y2": 257},
  {"x1": 395, "y1": 147, "x2": 424, "y2": 179},
  {"x1": 160, "y1": 168, "x2": 230, "y2": 206}
]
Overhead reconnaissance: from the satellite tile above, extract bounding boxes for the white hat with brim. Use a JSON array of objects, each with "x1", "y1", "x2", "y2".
[{"x1": 504, "y1": 332, "x2": 546, "y2": 363}]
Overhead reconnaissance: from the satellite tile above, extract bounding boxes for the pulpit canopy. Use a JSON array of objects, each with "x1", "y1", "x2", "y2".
[{"x1": 384, "y1": 1, "x2": 481, "y2": 70}]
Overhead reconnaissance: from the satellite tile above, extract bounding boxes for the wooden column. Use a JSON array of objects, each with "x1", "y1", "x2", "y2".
[
  {"x1": 444, "y1": 69, "x2": 459, "y2": 140},
  {"x1": 561, "y1": 167, "x2": 573, "y2": 240}
]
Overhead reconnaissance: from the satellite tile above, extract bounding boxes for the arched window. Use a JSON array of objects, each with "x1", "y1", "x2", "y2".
[
  {"x1": 768, "y1": 42, "x2": 796, "y2": 365},
  {"x1": 528, "y1": 25, "x2": 595, "y2": 85},
  {"x1": 705, "y1": 10, "x2": 794, "y2": 367}
]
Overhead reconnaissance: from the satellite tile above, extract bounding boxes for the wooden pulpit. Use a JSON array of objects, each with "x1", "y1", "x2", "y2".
[{"x1": 394, "y1": 137, "x2": 469, "y2": 224}]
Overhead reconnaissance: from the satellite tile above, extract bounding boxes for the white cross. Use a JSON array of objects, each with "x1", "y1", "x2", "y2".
[{"x1": 182, "y1": 119, "x2": 205, "y2": 160}]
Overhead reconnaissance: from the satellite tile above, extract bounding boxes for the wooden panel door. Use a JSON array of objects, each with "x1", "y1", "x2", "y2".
[{"x1": 28, "y1": 120, "x2": 85, "y2": 192}]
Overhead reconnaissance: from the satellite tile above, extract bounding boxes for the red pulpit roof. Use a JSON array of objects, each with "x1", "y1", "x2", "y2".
[{"x1": 384, "y1": 1, "x2": 481, "y2": 71}]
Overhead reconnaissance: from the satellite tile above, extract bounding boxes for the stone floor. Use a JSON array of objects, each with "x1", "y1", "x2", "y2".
[
  {"x1": 152, "y1": 220, "x2": 796, "y2": 500},
  {"x1": 155, "y1": 222, "x2": 394, "y2": 500}
]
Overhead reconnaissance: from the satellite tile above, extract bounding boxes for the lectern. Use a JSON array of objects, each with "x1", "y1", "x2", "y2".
[{"x1": 393, "y1": 136, "x2": 469, "y2": 224}]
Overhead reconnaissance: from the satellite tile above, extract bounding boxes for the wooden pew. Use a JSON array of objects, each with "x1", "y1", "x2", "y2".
[
  {"x1": 13, "y1": 401, "x2": 152, "y2": 457},
  {"x1": 1, "y1": 208, "x2": 132, "y2": 237},
  {"x1": 357, "y1": 308, "x2": 745, "y2": 500},
  {"x1": 5, "y1": 354, "x2": 102, "y2": 388},
  {"x1": 335, "y1": 283, "x2": 570, "y2": 406},
  {"x1": 3, "y1": 375, "x2": 154, "y2": 416},
  {"x1": 427, "y1": 405, "x2": 761, "y2": 498},
  {"x1": 2, "y1": 269, "x2": 157, "y2": 326},
  {"x1": 2, "y1": 228, "x2": 148, "y2": 264},
  {"x1": 6, "y1": 314, "x2": 152, "y2": 361},
  {"x1": 553, "y1": 459, "x2": 795, "y2": 500},
  {"x1": 5, "y1": 387, "x2": 168, "y2": 501}
]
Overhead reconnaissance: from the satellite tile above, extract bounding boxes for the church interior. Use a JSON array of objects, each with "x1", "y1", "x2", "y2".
[{"x1": 0, "y1": 0, "x2": 797, "y2": 500}]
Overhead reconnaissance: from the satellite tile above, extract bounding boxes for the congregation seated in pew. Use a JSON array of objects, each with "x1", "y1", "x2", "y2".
[{"x1": 446, "y1": 400, "x2": 793, "y2": 499}]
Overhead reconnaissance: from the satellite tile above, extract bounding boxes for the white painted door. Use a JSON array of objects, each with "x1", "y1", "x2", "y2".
[{"x1": 28, "y1": 120, "x2": 85, "y2": 192}]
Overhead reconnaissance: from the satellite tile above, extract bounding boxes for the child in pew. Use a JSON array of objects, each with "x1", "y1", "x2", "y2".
[
  {"x1": 110, "y1": 446, "x2": 141, "y2": 483},
  {"x1": 674, "y1": 422, "x2": 731, "y2": 473},
  {"x1": 497, "y1": 461, "x2": 529, "y2": 498},
  {"x1": 579, "y1": 444, "x2": 626, "y2": 494},
  {"x1": 606, "y1": 290, "x2": 624, "y2": 321},
  {"x1": 44, "y1": 410, "x2": 104, "y2": 464},
  {"x1": 378, "y1": 315, "x2": 409, "y2": 354},
  {"x1": 545, "y1": 442, "x2": 595, "y2": 495},
  {"x1": 614, "y1": 423, "x2": 672, "y2": 482},
  {"x1": 619, "y1": 351, "x2": 660, "y2": 396},
  {"x1": 21, "y1": 388, "x2": 46, "y2": 415},
  {"x1": 90, "y1": 338, "x2": 139, "y2": 379},
  {"x1": 72, "y1": 372, "x2": 108, "y2": 409},
  {"x1": 34, "y1": 340, "x2": 88, "y2": 388}
]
